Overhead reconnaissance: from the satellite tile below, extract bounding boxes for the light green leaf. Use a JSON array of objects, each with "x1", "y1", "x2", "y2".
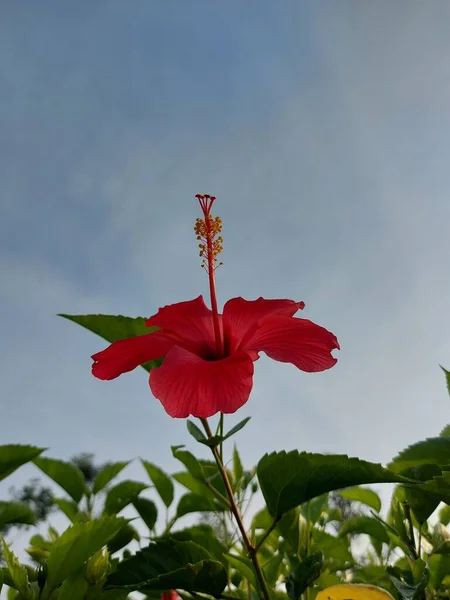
[
  {"x1": 53, "y1": 498, "x2": 81, "y2": 523},
  {"x1": 0, "y1": 502, "x2": 35, "y2": 529},
  {"x1": 104, "y1": 480, "x2": 148, "y2": 515},
  {"x1": 93, "y1": 461, "x2": 130, "y2": 495},
  {"x1": 57, "y1": 572, "x2": 89, "y2": 600},
  {"x1": 171, "y1": 447, "x2": 204, "y2": 479},
  {"x1": 34, "y1": 457, "x2": 86, "y2": 503},
  {"x1": 44, "y1": 516, "x2": 127, "y2": 592},
  {"x1": 141, "y1": 461, "x2": 174, "y2": 508},
  {"x1": 257, "y1": 451, "x2": 407, "y2": 516},
  {"x1": 225, "y1": 554, "x2": 258, "y2": 591},
  {"x1": 338, "y1": 487, "x2": 382, "y2": 512},
  {"x1": 0, "y1": 445, "x2": 45, "y2": 482},
  {"x1": 339, "y1": 517, "x2": 390, "y2": 545},
  {"x1": 441, "y1": 365, "x2": 450, "y2": 396},
  {"x1": 59, "y1": 314, "x2": 162, "y2": 373},
  {"x1": 1, "y1": 538, "x2": 34, "y2": 600}
]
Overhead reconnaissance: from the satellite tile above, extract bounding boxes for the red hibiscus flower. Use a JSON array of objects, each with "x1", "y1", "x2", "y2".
[{"x1": 91, "y1": 195, "x2": 339, "y2": 418}]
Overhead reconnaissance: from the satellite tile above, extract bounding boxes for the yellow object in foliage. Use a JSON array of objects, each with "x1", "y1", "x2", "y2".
[{"x1": 316, "y1": 584, "x2": 395, "y2": 600}]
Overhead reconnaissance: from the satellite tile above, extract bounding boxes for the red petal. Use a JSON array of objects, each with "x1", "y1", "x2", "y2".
[
  {"x1": 92, "y1": 332, "x2": 173, "y2": 380},
  {"x1": 146, "y1": 296, "x2": 217, "y2": 357},
  {"x1": 243, "y1": 315, "x2": 339, "y2": 372},
  {"x1": 223, "y1": 297, "x2": 305, "y2": 353},
  {"x1": 149, "y1": 346, "x2": 254, "y2": 418}
]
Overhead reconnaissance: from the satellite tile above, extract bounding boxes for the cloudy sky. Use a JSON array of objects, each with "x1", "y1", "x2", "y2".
[{"x1": 1, "y1": 0, "x2": 450, "y2": 534}]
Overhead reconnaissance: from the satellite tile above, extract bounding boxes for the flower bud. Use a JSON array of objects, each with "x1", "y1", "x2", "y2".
[
  {"x1": 86, "y1": 547, "x2": 109, "y2": 584},
  {"x1": 36, "y1": 561, "x2": 47, "y2": 591}
]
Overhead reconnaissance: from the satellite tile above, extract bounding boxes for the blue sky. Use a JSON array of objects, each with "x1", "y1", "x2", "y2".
[{"x1": 1, "y1": 0, "x2": 450, "y2": 530}]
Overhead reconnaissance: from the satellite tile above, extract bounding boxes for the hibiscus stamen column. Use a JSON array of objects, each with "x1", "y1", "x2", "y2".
[{"x1": 194, "y1": 194, "x2": 224, "y2": 356}]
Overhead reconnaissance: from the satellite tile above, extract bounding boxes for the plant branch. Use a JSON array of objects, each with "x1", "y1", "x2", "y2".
[
  {"x1": 254, "y1": 516, "x2": 281, "y2": 553},
  {"x1": 200, "y1": 418, "x2": 271, "y2": 600}
]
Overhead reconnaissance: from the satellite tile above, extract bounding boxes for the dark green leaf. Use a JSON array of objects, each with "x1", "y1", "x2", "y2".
[
  {"x1": 104, "y1": 480, "x2": 148, "y2": 515},
  {"x1": 441, "y1": 365, "x2": 450, "y2": 396},
  {"x1": 0, "y1": 502, "x2": 35, "y2": 529},
  {"x1": 337, "y1": 487, "x2": 382, "y2": 512},
  {"x1": 186, "y1": 420, "x2": 207, "y2": 443},
  {"x1": 286, "y1": 552, "x2": 323, "y2": 599},
  {"x1": 166, "y1": 525, "x2": 227, "y2": 568},
  {"x1": 176, "y1": 493, "x2": 224, "y2": 518},
  {"x1": 402, "y1": 464, "x2": 441, "y2": 523},
  {"x1": 257, "y1": 451, "x2": 407, "y2": 516},
  {"x1": 133, "y1": 498, "x2": 158, "y2": 531},
  {"x1": 59, "y1": 314, "x2": 162, "y2": 372},
  {"x1": 0, "y1": 445, "x2": 45, "y2": 482},
  {"x1": 34, "y1": 457, "x2": 86, "y2": 503},
  {"x1": 301, "y1": 495, "x2": 328, "y2": 524},
  {"x1": 339, "y1": 516, "x2": 390, "y2": 544},
  {"x1": 387, "y1": 559, "x2": 429, "y2": 600},
  {"x1": 106, "y1": 539, "x2": 227, "y2": 596},
  {"x1": 93, "y1": 461, "x2": 130, "y2": 495},
  {"x1": 108, "y1": 523, "x2": 140, "y2": 554},
  {"x1": 44, "y1": 516, "x2": 126, "y2": 592},
  {"x1": 142, "y1": 461, "x2": 174, "y2": 508}
]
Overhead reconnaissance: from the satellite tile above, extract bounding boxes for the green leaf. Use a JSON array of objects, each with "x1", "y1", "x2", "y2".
[
  {"x1": 301, "y1": 495, "x2": 328, "y2": 524},
  {"x1": 389, "y1": 437, "x2": 450, "y2": 472},
  {"x1": 132, "y1": 498, "x2": 157, "y2": 531},
  {"x1": 441, "y1": 365, "x2": 450, "y2": 396},
  {"x1": 104, "y1": 480, "x2": 148, "y2": 515},
  {"x1": 225, "y1": 554, "x2": 258, "y2": 591},
  {"x1": 338, "y1": 487, "x2": 382, "y2": 512},
  {"x1": 166, "y1": 525, "x2": 227, "y2": 568},
  {"x1": 0, "y1": 502, "x2": 35, "y2": 529},
  {"x1": 257, "y1": 451, "x2": 407, "y2": 516},
  {"x1": 106, "y1": 539, "x2": 227, "y2": 596},
  {"x1": 186, "y1": 420, "x2": 207, "y2": 443},
  {"x1": 232, "y1": 446, "x2": 244, "y2": 491},
  {"x1": 222, "y1": 417, "x2": 251, "y2": 441},
  {"x1": 108, "y1": 523, "x2": 139, "y2": 555},
  {"x1": 439, "y1": 504, "x2": 450, "y2": 525},
  {"x1": 1, "y1": 539, "x2": 34, "y2": 600},
  {"x1": 141, "y1": 461, "x2": 174, "y2": 508},
  {"x1": 59, "y1": 314, "x2": 162, "y2": 372},
  {"x1": 53, "y1": 498, "x2": 81, "y2": 523},
  {"x1": 440, "y1": 424, "x2": 450, "y2": 437},
  {"x1": 387, "y1": 559, "x2": 429, "y2": 600},
  {"x1": 311, "y1": 529, "x2": 353, "y2": 564},
  {"x1": 93, "y1": 461, "x2": 130, "y2": 495},
  {"x1": 286, "y1": 552, "x2": 323, "y2": 599},
  {"x1": 176, "y1": 493, "x2": 224, "y2": 518},
  {"x1": 34, "y1": 457, "x2": 86, "y2": 503},
  {"x1": 402, "y1": 464, "x2": 441, "y2": 523},
  {"x1": 339, "y1": 516, "x2": 390, "y2": 545},
  {"x1": 57, "y1": 572, "x2": 89, "y2": 600},
  {"x1": 44, "y1": 516, "x2": 127, "y2": 592},
  {"x1": 171, "y1": 447, "x2": 204, "y2": 479},
  {"x1": 0, "y1": 445, "x2": 45, "y2": 482}
]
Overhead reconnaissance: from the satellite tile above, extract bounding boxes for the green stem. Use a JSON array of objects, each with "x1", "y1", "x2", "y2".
[
  {"x1": 200, "y1": 418, "x2": 271, "y2": 600},
  {"x1": 254, "y1": 516, "x2": 282, "y2": 553}
]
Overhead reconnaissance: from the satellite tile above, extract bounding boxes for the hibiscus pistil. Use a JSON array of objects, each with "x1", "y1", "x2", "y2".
[{"x1": 194, "y1": 194, "x2": 224, "y2": 357}]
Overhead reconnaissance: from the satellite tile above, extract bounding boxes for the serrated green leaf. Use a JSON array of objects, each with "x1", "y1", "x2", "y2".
[
  {"x1": 441, "y1": 365, "x2": 450, "y2": 396},
  {"x1": 0, "y1": 445, "x2": 46, "y2": 482},
  {"x1": 106, "y1": 539, "x2": 226, "y2": 596},
  {"x1": 0, "y1": 502, "x2": 35, "y2": 529},
  {"x1": 108, "y1": 523, "x2": 139, "y2": 555},
  {"x1": 44, "y1": 516, "x2": 126, "y2": 592},
  {"x1": 389, "y1": 437, "x2": 450, "y2": 472},
  {"x1": 104, "y1": 480, "x2": 148, "y2": 515},
  {"x1": 186, "y1": 420, "x2": 207, "y2": 443},
  {"x1": 34, "y1": 457, "x2": 86, "y2": 503},
  {"x1": 132, "y1": 498, "x2": 157, "y2": 531},
  {"x1": 93, "y1": 461, "x2": 130, "y2": 495},
  {"x1": 338, "y1": 487, "x2": 382, "y2": 512},
  {"x1": 59, "y1": 314, "x2": 162, "y2": 372},
  {"x1": 257, "y1": 451, "x2": 407, "y2": 516},
  {"x1": 1, "y1": 539, "x2": 34, "y2": 600},
  {"x1": 141, "y1": 461, "x2": 174, "y2": 508},
  {"x1": 286, "y1": 552, "x2": 323, "y2": 599},
  {"x1": 166, "y1": 525, "x2": 227, "y2": 568},
  {"x1": 387, "y1": 559, "x2": 429, "y2": 600},
  {"x1": 402, "y1": 464, "x2": 441, "y2": 523}
]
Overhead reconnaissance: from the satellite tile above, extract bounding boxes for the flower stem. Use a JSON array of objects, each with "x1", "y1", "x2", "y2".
[{"x1": 200, "y1": 418, "x2": 271, "y2": 600}]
